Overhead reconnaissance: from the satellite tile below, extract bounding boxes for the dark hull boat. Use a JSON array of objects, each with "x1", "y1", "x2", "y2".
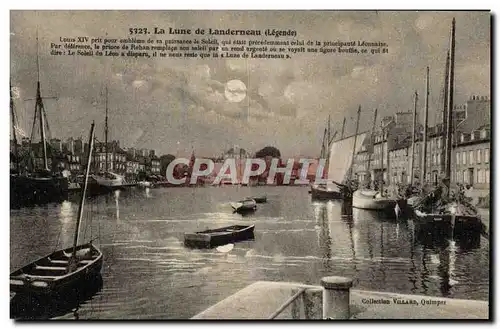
[
  {"x1": 11, "y1": 123, "x2": 103, "y2": 302},
  {"x1": 310, "y1": 184, "x2": 346, "y2": 200},
  {"x1": 10, "y1": 273, "x2": 103, "y2": 320},
  {"x1": 251, "y1": 196, "x2": 267, "y2": 204},
  {"x1": 10, "y1": 174, "x2": 69, "y2": 207},
  {"x1": 10, "y1": 243, "x2": 102, "y2": 295},
  {"x1": 231, "y1": 199, "x2": 257, "y2": 214},
  {"x1": 184, "y1": 224, "x2": 255, "y2": 248}
]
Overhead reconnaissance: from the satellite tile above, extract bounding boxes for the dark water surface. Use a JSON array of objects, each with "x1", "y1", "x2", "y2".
[{"x1": 10, "y1": 186, "x2": 490, "y2": 319}]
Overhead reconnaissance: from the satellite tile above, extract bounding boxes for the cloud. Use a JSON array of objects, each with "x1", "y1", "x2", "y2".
[{"x1": 10, "y1": 11, "x2": 490, "y2": 157}]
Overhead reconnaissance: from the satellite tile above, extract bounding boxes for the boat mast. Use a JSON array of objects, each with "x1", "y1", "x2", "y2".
[
  {"x1": 105, "y1": 86, "x2": 109, "y2": 172},
  {"x1": 35, "y1": 32, "x2": 48, "y2": 171},
  {"x1": 10, "y1": 81, "x2": 20, "y2": 173},
  {"x1": 366, "y1": 108, "x2": 378, "y2": 183},
  {"x1": 380, "y1": 122, "x2": 385, "y2": 197},
  {"x1": 441, "y1": 51, "x2": 450, "y2": 175},
  {"x1": 72, "y1": 122, "x2": 96, "y2": 259},
  {"x1": 348, "y1": 106, "x2": 361, "y2": 185},
  {"x1": 409, "y1": 91, "x2": 418, "y2": 185},
  {"x1": 320, "y1": 126, "x2": 327, "y2": 159},
  {"x1": 420, "y1": 67, "x2": 430, "y2": 187},
  {"x1": 340, "y1": 116, "x2": 346, "y2": 139},
  {"x1": 327, "y1": 114, "x2": 331, "y2": 147},
  {"x1": 445, "y1": 18, "x2": 456, "y2": 197}
]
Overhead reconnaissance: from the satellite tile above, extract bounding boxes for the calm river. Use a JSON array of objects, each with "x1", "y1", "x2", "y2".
[{"x1": 10, "y1": 186, "x2": 490, "y2": 319}]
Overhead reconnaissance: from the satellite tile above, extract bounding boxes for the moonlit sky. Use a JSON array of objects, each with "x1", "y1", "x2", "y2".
[{"x1": 10, "y1": 11, "x2": 490, "y2": 157}]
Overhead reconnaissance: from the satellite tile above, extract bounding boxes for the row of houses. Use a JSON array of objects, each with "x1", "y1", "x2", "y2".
[
  {"x1": 11, "y1": 138, "x2": 161, "y2": 180},
  {"x1": 352, "y1": 95, "x2": 491, "y2": 193}
]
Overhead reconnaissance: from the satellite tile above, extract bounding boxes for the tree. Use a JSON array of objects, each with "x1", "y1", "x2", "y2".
[
  {"x1": 255, "y1": 146, "x2": 281, "y2": 158},
  {"x1": 159, "y1": 154, "x2": 176, "y2": 176}
]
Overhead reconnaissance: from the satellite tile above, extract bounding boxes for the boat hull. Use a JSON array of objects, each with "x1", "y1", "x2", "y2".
[
  {"x1": 184, "y1": 225, "x2": 255, "y2": 248},
  {"x1": 251, "y1": 196, "x2": 267, "y2": 204},
  {"x1": 10, "y1": 175, "x2": 69, "y2": 207},
  {"x1": 352, "y1": 190, "x2": 397, "y2": 212},
  {"x1": 10, "y1": 243, "x2": 103, "y2": 295},
  {"x1": 310, "y1": 185, "x2": 346, "y2": 200},
  {"x1": 231, "y1": 200, "x2": 257, "y2": 213}
]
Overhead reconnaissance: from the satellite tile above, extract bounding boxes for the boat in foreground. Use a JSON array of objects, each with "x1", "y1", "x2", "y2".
[
  {"x1": 10, "y1": 122, "x2": 102, "y2": 296},
  {"x1": 184, "y1": 224, "x2": 255, "y2": 248},
  {"x1": 230, "y1": 199, "x2": 257, "y2": 213},
  {"x1": 10, "y1": 244, "x2": 103, "y2": 294}
]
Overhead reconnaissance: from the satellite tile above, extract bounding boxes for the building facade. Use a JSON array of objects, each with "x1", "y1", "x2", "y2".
[{"x1": 452, "y1": 125, "x2": 490, "y2": 190}]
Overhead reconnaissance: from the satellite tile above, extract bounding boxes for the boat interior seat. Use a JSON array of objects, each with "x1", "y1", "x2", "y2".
[
  {"x1": 35, "y1": 265, "x2": 67, "y2": 271},
  {"x1": 49, "y1": 259, "x2": 69, "y2": 264}
]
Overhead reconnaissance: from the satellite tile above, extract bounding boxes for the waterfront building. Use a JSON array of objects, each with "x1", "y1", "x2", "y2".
[
  {"x1": 424, "y1": 124, "x2": 445, "y2": 185},
  {"x1": 453, "y1": 125, "x2": 490, "y2": 190},
  {"x1": 451, "y1": 95, "x2": 490, "y2": 194}
]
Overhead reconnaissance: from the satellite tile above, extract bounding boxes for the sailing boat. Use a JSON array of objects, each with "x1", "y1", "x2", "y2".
[
  {"x1": 352, "y1": 109, "x2": 398, "y2": 214},
  {"x1": 90, "y1": 87, "x2": 128, "y2": 193},
  {"x1": 10, "y1": 122, "x2": 103, "y2": 294},
  {"x1": 412, "y1": 18, "x2": 483, "y2": 233},
  {"x1": 311, "y1": 108, "x2": 366, "y2": 200},
  {"x1": 10, "y1": 42, "x2": 69, "y2": 207}
]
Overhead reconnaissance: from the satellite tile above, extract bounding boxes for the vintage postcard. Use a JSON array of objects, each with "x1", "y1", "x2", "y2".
[{"x1": 9, "y1": 10, "x2": 490, "y2": 320}]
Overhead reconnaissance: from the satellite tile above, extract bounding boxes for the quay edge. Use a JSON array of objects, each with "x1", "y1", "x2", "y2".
[{"x1": 192, "y1": 281, "x2": 488, "y2": 320}]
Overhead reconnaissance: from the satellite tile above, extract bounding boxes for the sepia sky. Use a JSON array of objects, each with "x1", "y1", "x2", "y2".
[{"x1": 10, "y1": 10, "x2": 490, "y2": 157}]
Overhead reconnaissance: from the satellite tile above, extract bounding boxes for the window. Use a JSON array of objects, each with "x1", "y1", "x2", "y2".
[
  {"x1": 486, "y1": 170, "x2": 490, "y2": 184},
  {"x1": 456, "y1": 152, "x2": 460, "y2": 166},
  {"x1": 456, "y1": 171, "x2": 461, "y2": 183},
  {"x1": 481, "y1": 130, "x2": 487, "y2": 139},
  {"x1": 462, "y1": 152, "x2": 467, "y2": 165},
  {"x1": 469, "y1": 151, "x2": 474, "y2": 165},
  {"x1": 485, "y1": 148, "x2": 489, "y2": 163},
  {"x1": 433, "y1": 154, "x2": 436, "y2": 165},
  {"x1": 463, "y1": 170, "x2": 468, "y2": 184},
  {"x1": 437, "y1": 155, "x2": 441, "y2": 165},
  {"x1": 477, "y1": 149, "x2": 482, "y2": 164},
  {"x1": 478, "y1": 169, "x2": 484, "y2": 184}
]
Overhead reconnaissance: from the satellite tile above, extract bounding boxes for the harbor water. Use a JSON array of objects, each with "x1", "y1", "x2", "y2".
[{"x1": 10, "y1": 186, "x2": 490, "y2": 319}]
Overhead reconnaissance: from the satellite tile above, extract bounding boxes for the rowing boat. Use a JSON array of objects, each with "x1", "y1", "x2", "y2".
[
  {"x1": 184, "y1": 225, "x2": 255, "y2": 248},
  {"x1": 230, "y1": 199, "x2": 257, "y2": 213},
  {"x1": 10, "y1": 123, "x2": 103, "y2": 296}
]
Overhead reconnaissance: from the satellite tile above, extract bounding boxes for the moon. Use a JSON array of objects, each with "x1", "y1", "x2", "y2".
[{"x1": 224, "y1": 79, "x2": 247, "y2": 103}]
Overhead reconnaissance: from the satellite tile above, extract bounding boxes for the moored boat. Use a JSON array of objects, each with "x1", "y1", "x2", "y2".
[
  {"x1": 230, "y1": 199, "x2": 257, "y2": 213},
  {"x1": 184, "y1": 224, "x2": 255, "y2": 248},
  {"x1": 352, "y1": 189, "x2": 397, "y2": 216},
  {"x1": 10, "y1": 122, "x2": 103, "y2": 296},
  {"x1": 10, "y1": 243, "x2": 103, "y2": 294},
  {"x1": 250, "y1": 195, "x2": 267, "y2": 203}
]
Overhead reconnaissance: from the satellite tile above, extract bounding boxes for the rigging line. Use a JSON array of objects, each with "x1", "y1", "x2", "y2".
[{"x1": 41, "y1": 104, "x2": 53, "y2": 140}]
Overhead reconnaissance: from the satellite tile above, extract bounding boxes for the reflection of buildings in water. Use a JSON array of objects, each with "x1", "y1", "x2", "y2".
[
  {"x1": 313, "y1": 201, "x2": 332, "y2": 270},
  {"x1": 407, "y1": 220, "x2": 418, "y2": 293},
  {"x1": 379, "y1": 221, "x2": 386, "y2": 286},
  {"x1": 420, "y1": 248, "x2": 431, "y2": 295},
  {"x1": 145, "y1": 187, "x2": 152, "y2": 198}
]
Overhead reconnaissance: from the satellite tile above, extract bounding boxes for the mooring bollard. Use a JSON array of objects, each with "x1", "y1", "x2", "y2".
[{"x1": 321, "y1": 276, "x2": 353, "y2": 320}]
